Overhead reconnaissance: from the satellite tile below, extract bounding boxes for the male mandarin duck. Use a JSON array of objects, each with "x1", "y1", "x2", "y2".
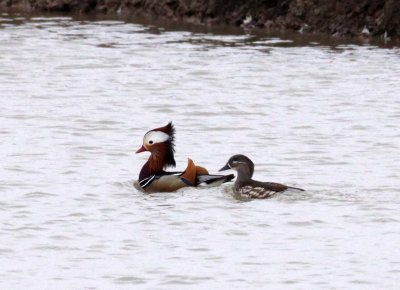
[
  {"x1": 220, "y1": 154, "x2": 304, "y2": 199},
  {"x1": 135, "y1": 122, "x2": 234, "y2": 193}
]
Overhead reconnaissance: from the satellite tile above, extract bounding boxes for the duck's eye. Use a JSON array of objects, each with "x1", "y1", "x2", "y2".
[{"x1": 149, "y1": 140, "x2": 154, "y2": 145}]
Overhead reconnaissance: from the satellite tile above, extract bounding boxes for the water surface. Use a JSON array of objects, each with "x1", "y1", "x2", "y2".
[{"x1": 1, "y1": 13, "x2": 400, "y2": 289}]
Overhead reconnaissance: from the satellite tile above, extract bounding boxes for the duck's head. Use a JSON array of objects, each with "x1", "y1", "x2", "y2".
[
  {"x1": 136, "y1": 122, "x2": 176, "y2": 168},
  {"x1": 219, "y1": 154, "x2": 254, "y2": 178}
]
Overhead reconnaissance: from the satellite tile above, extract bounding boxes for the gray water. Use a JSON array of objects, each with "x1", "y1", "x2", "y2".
[{"x1": 1, "y1": 13, "x2": 400, "y2": 289}]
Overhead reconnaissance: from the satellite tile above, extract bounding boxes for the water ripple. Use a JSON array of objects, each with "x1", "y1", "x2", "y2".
[{"x1": 0, "y1": 13, "x2": 399, "y2": 290}]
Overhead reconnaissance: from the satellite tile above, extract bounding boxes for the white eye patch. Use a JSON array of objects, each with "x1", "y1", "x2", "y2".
[{"x1": 144, "y1": 131, "x2": 170, "y2": 145}]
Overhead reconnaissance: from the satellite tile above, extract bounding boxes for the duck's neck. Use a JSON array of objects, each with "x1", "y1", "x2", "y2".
[
  {"x1": 236, "y1": 165, "x2": 253, "y2": 182},
  {"x1": 139, "y1": 149, "x2": 168, "y2": 181}
]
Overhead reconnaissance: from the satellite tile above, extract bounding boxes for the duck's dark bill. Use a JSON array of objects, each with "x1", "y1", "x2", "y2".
[{"x1": 219, "y1": 164, "x2": 230, "y2": 171}]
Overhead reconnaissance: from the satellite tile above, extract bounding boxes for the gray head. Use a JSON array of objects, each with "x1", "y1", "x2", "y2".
[{"x1": 219, "y1": 154, "x2": 255, "y2": 179}]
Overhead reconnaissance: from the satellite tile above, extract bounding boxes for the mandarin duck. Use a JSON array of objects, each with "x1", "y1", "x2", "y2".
[
  {"x1": 135, "y1": 122, "x2": 234, "y2": 193},
  {"x1": 220, "y1": 154, "x2": 304, "y2": 199}
]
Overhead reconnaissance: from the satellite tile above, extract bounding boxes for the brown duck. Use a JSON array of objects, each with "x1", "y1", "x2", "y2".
[
  {"x1": 220, "y1": 154, "x2": 304, "y2": 199},
  {"x1": 135, "y1": 122, "x2": 234, "y2": 193}
]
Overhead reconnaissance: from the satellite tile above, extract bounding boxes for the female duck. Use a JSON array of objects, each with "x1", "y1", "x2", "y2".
[{"x1": 220, "y1": 154, "x2": 304, "y2": 199}]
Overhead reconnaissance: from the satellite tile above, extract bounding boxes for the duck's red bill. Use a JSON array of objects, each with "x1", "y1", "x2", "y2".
[{"x1": 136, "y1": 145, "x2": 147, "y2": 153}]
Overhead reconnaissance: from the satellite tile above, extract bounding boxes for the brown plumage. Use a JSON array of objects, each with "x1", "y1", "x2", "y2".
[{"x1": 220, "y1": 154, "x2": 304, "y2": 199}]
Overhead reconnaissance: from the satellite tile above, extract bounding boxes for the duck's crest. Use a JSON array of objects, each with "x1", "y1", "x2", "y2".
[{"x1": 153, "y1": 122, "x2": 176, "y2": 168}]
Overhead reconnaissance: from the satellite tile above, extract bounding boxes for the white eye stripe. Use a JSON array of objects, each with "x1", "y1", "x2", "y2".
[
  {"x1": 232, "y1": 161, "x2": 246, "y2": 165},
  {"x1": 144, "y1": 131, "x2": 170, "y2": 145}
]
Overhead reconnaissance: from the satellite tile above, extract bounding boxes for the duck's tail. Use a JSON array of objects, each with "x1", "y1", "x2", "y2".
[{"x1": 287, "y1": 186, "x2": 305, "y2": 191}]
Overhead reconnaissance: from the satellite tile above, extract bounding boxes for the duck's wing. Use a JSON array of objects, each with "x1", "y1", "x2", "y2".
[
  {"x1": 236, "y1": 181, "x2": 288, "y2": 199},
  {"x1": 237, "y1": 185, "x2": 278, "y2": 199},
  {"x1": 139, "y1": 170, "x2": 183, "y2": 189},
  {"x1": 139, "y1": 172, "x2": 189, "y2": 193},
  {"x1": 260, "y1": 182, "x2": 304, "y2": 192},
  {"x1": 259, "y1": 182, "x2": 290, "y2": 192},
  {"x1": 237, "y1": 181, "x2": 303, "y2": 199},
  {"x1": 196, "y1": 174, "x2": 235, "y2": 187}
]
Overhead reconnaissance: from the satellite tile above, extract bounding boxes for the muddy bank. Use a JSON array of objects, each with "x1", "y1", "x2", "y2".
[{"x1": 1, "y1": 0, "x2": 399, "y2": 39}]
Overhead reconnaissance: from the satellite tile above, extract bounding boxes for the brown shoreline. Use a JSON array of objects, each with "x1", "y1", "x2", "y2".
[{"x1": 1, "y1": 0, "x2": 399, "y2": 41}]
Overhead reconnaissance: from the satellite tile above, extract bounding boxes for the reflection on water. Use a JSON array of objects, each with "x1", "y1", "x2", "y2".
[{"x1": 1, "y1": 13, "x2": 400, "y2": 289}]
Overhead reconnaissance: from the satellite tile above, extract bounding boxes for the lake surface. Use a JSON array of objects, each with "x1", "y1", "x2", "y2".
[{"x1": 1, "y1": 13, "x2": 400, "y2": 289}]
